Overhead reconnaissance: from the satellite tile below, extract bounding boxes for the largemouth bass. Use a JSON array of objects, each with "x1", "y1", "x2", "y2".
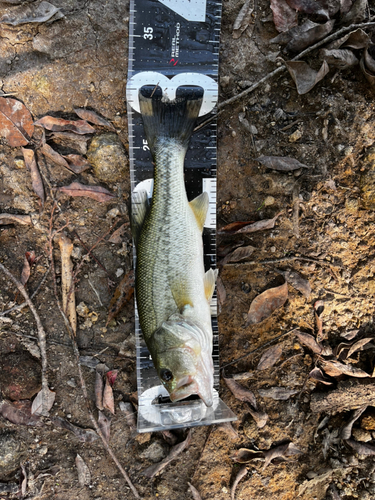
[{"x1": 132, "y1": 86, "x2": 216, "y2": 407}]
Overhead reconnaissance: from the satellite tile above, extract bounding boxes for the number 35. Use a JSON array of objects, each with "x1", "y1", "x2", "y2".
[{"x1": 143, "y1": 27, "x2": 153, "y2": 40}]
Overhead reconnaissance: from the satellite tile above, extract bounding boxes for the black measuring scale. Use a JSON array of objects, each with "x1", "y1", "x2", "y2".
[{"x1": 126, "y1": 0, "x2": 236, "y2": 432}]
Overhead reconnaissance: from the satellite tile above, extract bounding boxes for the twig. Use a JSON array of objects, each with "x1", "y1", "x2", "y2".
[
  {"x1": 0, "y1": 263, "x2": 49, "y2": 392},
  {"x1": 194, "y1": 21, "x2": 375, "y2": 131},
  {"x1": 292, "y1": 184, "x2": 300, "y2": 239},
  {"x1": 0, "y1": 265, "x2": 50, "y2": 316},
  {"x1": 221, "y1": 328, "x2": 298, "y2": 369},
  {"x1": 223, "y1": 255, "x2": 342, "y2": 268}
]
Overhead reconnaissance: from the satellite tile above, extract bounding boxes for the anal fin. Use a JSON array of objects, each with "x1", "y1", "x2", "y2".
[
  {"x1": 131, "y1": 189, "x2": 148, "y2": 246},
  {"x1": 189, "y1": 192, "x2": 209, "y2": 232}
]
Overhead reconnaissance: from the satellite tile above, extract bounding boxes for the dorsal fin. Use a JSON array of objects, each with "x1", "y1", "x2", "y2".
[{"x1": 189, "y1": 192, "x2": 209, "y2": 232}]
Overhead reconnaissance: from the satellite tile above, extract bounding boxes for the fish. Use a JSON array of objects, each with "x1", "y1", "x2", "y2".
[{"x1": 132, "y1": 85, "x2": 216, "y2": 407}]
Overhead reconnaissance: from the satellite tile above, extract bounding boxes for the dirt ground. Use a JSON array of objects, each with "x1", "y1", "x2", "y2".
[{"x1": 1, "y1": 0, "x2": 375, "y2": 499}]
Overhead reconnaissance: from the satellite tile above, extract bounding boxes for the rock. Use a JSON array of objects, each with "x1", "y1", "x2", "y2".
[
  {"x1": 0, "y1": 431, "x2": 23, "y2": 479},
  {"x1": 361, "y1": 408, "x2": 375, "y2": 431},
  {"x1": 360, "y1": 148, "x2": 375, "y2": 209},
  {"x1": 140, "y1": 440, "x2": 168, "y2": 463},
  {"x1": 352, "y1": 427, "x2": 372, "y2": 442},
  {"x1": 87, "y1": 133, "x2": 127, "y2": 184},
  {"x1": 0, "y1": 351, "x2": 41, "y2": 401}
]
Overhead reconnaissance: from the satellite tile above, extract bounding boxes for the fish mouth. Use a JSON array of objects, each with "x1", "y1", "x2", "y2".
[{"x1": 170, "y1": 375, "x2": 213, "y2": 407}]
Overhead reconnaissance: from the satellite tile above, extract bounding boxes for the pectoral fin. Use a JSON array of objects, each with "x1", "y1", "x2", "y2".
[
  {"x1": 204, "y1": 268, "x2": 218, "y2": 303},
  {"x1": 171, "y1": 285, "x2": 193, "y2": 313},
  {"x1": 131, "y1": 189, "x2": 148, "y2": 246},
  {"x1": 189, "y1": 192, "x2": 209, "y2": 232}
]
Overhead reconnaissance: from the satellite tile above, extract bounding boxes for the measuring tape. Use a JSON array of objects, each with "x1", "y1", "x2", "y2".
[{"x1": 126, "y1": 0, "x2": 236, "y2": 432}]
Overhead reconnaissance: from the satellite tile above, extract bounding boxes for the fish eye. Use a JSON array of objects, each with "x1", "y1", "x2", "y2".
[{"x1": 160, "y1": 369, "x2": 173, "y2": 382}]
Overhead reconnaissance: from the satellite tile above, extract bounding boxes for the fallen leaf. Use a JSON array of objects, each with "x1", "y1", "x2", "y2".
[
  {"x1": 143, "y1": 430, "x2": 192, "y2": 478},
  {"x1": 76, "y1": 454, "x2": 91, "y2": 487},
  {"x1": 257, "y1": 345, "x2": 283, "y2": 370},
  {"x1": 22, "y1": 148, "x2": 44, "y2": 204},
  {"x1": 62, "y1": 154, "x2": 91, "y2": 173},
  {"x1": 119, "y1": 401, "x2": 137, "y2": 432},
  {"x1": 285, "y1": 0, "x2": 329, "y2": 18},
  {"x1": 346, "y1": 439, "x2": 375, "y2": 455},
  {"x1": 221, "y1": 245, "x2": 256, "y2": 265},
  {"x1": 285, "y1": 60, "x2": 330, "y2": 95},
  {"x1": 31, "y1": 386, "x2": 55, "y2": 416},
  {"x1": 231, "y1": 465, "x2": 247, "y2": 500},
  {"x1": 364, "y1": 45, "x2": 375, "y2": 73},
  {"x1": 360, "y1": 53, "x2": 375, "y2": 86},
  {"x1": 34, "y1": 116, "x2": 95, "y2": 134},
  {"x1": 217, "y1": 240, "x2": 246, "y2": 257},
  {"x1": 56, "y1": 182, "x2": 115, "y2": 202},
  {"x1": 258, "y1": 387, "x2": 299, "y2": 400},
  {"x1": 320, "y1": 360, "x2": 370, "y2": 378},
  {"x1": 74, "y1": 108, "x2": 115, "y2": 130},
  {"x1": 20, "y1": 462, "x2": 27, "y2": 496},
  {"x1": 347, "y1": 338, "x2": 374, "y2": 359},
  {"x1": 216, "y1": 421, "x2": 238, "y2": 440},
  {"x1": 332, "y1": 28, "x2": 369, "y2": 50},
  {"x1": 224, "y1": 377, "x2": 268, "y2": 428},
  {"x1": 256, "y1": 156, "x2": 309, "y2": 171},
  {"x1": 236, "y1": 213, "x2": 282, "y2": 234},
  {"x1": 246, "y1": 282, "x2": 288, "y2": 326},
  {"x1": 103, "y1": 372, "x2": 116, "y2": 414},
  {"x1": 286, "y1": 20, "x2": 335, "y2": 52},
  {"x1": 231, "y1": 448, "x2": 264, "y2": 463},
  {"x1": 40, "y1": 143, "x2": 71, "y2": 170},
  {"x1": 0, "y1": 97, "x2": 34, "y2": 146},
  {"x1": 334, "y1": 341, "x2": 352, "y2": 360},
  {"x1": 233, "y1": 0, "x2": 254, "y2": 39},
  {"x1": 270, "y1": 0, "x2": 298, "y2": 33},
  {"x1": 0, "y1": 399, "x2": 42, "y2": 426},
  {"x1": 216, "y1": 275, "x2": 227, "y2": 313},
  {"x1": 108, "y1": 223, "x2": 129, "y2": 244},
  {"x1": 106, "y1": 270, "x2": 135, "y2": 325},
  {"x1": 270, "y1": 19, "x2": 317, "y2": 45},
  {"x1": 341, "y1": 329, "x2": 359, "y2": 340},
  {"x1": 1, "y1": 214, "x2": 31, "y2": 229},
  {"x1": 314, "y1": 299, "x2": 325, "y2": 342},
  {"x1": 219, "y1": 221, "x2": 255, "y2": 233},
  {"x1": 320, "y1": 49, "x2": 358, "y2": 69},
  {"x1": 340, "y1": 0, "x2": 367, "y2": 24},
  {"x1": 341, "y1": 406, "x2": 367, "y2": 440},
  {"x1": 188, "y1": 482, "x2": 203, "y2": 500},
  {"x1": 295, "y1": 331, "x2": 322, "y2": 354},
  {"x1": 50, "y1": 131, "x2": 90, "y2": 154},
  {"x1": 161, "y1": 430, "x2": 178, "y2": 446},
  {"x1": 95, "y1": 370, "x2": 104, "y2": 411},
  {"x1": 0, "y1": 1, "x2": 63, "y2": 25},
  {"x1": 309, "y1": 367, "x2": 334, "y2": 385},
  {"x1": 20, "y1": 251, "x2": 36, "y2": 286},
  {"x1": 59, "y1": 234, "x2": 76, "y2": 335},
  {"x1": 51, "y1": 416, "x2": 98, "y2": 442},
  {"x1": 263, "y1": 442, "x2": 303, "y2": 468},
  {"x1": 79, "y1": 356, "x2": 101, "y2": 369},
  {"x1": 281, "y1": 269, "x2": 311, "y2": 298},
  {"x1": 98, "y1": 410, "x2": 111, "y2": 442}
]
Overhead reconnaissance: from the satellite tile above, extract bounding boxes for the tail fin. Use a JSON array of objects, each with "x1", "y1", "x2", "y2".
[{"x1": 139, "y1": 85, "x2": 203, "y2": 155}]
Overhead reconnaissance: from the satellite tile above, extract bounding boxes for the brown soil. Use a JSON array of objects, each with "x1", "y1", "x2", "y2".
[{"x1": 1, "y1": 1, "x2": 375, "y2": 499}]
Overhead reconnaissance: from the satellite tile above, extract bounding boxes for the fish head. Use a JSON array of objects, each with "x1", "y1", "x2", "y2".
[{"x1": 150, "y1": 314, "x2": 214, "y2": 407}]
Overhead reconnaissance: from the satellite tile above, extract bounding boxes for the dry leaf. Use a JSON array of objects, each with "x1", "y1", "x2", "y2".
[
  {"x1": 51, "y1": 416, "x2": 98, "y2": 442},
  {"x1": 231, "y1": 465, "x2": 247, "y2": 500},
  {"x1": 256, "y1": 156, "x2": 309, "y2": 171},
  {"x1": 188, "y1": 482, "x2": 203, "y2": 500},
  {"x1": 221, "y1": 245, "x2": 256, "y2": 265},
  {"x1": 143, "y1": 430, "x2": 192, "y2": 478},
  {"x1": 0, "y1": 97, "x2": 34, "y2": 146},
  {"x1": 216, "y1": 421, "x2": 238, "y2": 440},
  {"x1": 74, "y1": 108, "x2": 115, "y2": 130},
  {"x1": 286, "y1": 20, "x2": 335, "y2": 52},
  {"x1": 314, "y1": 299, "x2": 325, "y2": 342},
  {"x1": 40, "y1": 143, "x2": 71, "y2": 170},
  {"x1": 327, "y1": 28, "x2": 369, "y2": 50},
  {"x1": 0, "y1": 214, "x2": 32, "y2": 225},
  {"x1": 216, "y1": 275, "x2": 226, "y2": 313},
  {"x1": 309, "y1": 367, "x2": 334, "y2": 385},
  {"x1": 270, "y1": 0, "x2": 298, "y2": 33},
  {"x1": 346, "y1": 439, "x2": 375, "y2": 456},
  {"x1": 34, "y1": 116, "x2": 95, "y2": 134},
  {"x1": 50, "y1": 131, "x2": 90, "y2": 154},
  {"x1": 0, "y1": 400, "x2": 42, "y2": 426},
  {"x1": 258, "y1": 387, "x2": 299, "y2": 400},
  {"x1": 108, "y1": 223, "x2": 129, "y2": 244},
  {"x1": 75, "y1": 454, "x2": 91, "y2": 486},
  {"x1": 364, "y1": 46, "x2": 375, "y2": 73},
  {"x1": 257, "y1": 345, "x2": 282, "y2": 370},
  {"x1": 340, "y1": 0, "x2": 367, "y2": 24},
  {"x1": 224, "y1": 377, "x2": 268, "y2": 428},
  {"x1": 285, "y1": 60, "x2": 330, "y2": 95},
  {"x1": 320, "y1": 49, "x2": 358, "y2": 69},
  {"x1": 233, "y1": 0, "x2": 254, "y2": 39},
  {"x1": 31, "y1": 386, "x2": 55, "y2": 416},
  {"x1": 119, "y1": 401, "x2": 137, "y2": 432},
  {"x1": 360, "y1": 54, "x2": 375, "y2": 86},
  {"x1": 22, "y1": 148, "x2": 44, "y2": 204},
  {"x1": 161, "y1": 430, "x2": 178, "y2": 446},
  {"x1": 347, "y1": 338, "x2": 374, "y2": 359},
  {"x1": 246, "y1": 282, "x2": 288, "y2": 326},
  {"x1": 270, "y1": 18, "x2": 317, "y2": 45},
  {"x1": 219, "y1": 221, "x2": 255, "y2": 233},
  {"x1": 56, "y1": 182, "x2": 115, "y2": 202},
  {"x1": 62, "y1": 154, "x2": 91, "y2": 173},
  {"x1": 231, "y1": 448, "x2": 264, "y2": 463},
  {"x1": 20, "y1": 251, "x2": 36, "y2": 286},
  {"x1": 98, "y1": 410, "x2": 111, "y2": 442},
  {"x1": 95, "y1": 371, "x2": 104, "y2": 411},
  {"x1": 341, "y1": 406, "x2": 367, "y2": 440},
  {"x1": 217, "y1": 241, "x2": 245, "y2": 257},
  {"x1": 0, "y1": 1, "x2": 62, "y2": 25},
  {"x1": 320, "y1": 360, "x2": 370, "y2": 378},
  {"x1": 106, "y1": 270, "x2": 135, "y2": 325},
  {"x1": 295, "y1": 331, "x2": 322, "y2": 354},
  {"x1": 103, "y1": 371, "x2": 117, "y2": 414},
  {"x1": 341, "y1": 329, "x2": 359, "y2": 340},
  {"x1": 20, "y1": 462, "x2": 27, "y2": 497},
  {"x1": 263, "y1": 442, "x2": 303, "y2": 468},
  {"x1": 233, "y1": 212, "x2": 282, "y2": 235},
  {"x1": 282, "y1": 269, "x2": 311, "y2": 298},
  {"x1": 286, "y1": 0, "x2": 329, "y2": 17},
  {"x1": 58, "y1": 234, "x2": 76, "y2": 335}
]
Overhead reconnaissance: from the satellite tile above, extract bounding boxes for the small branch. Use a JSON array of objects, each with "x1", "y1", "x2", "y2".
[
  {"x1": 195, "y1": 21, "x2": 375, "y2": 131},
  {"x1": 310, "y1": 379, "x2": 375, "y2": 414},
  {"x1": 0, "y1": 263, "x2": 49, "y2": 391}
]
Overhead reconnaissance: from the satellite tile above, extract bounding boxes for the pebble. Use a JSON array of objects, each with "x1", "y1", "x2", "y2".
[
  {"x1": 140, "y1": 441, "x2": 168, "y2": 463},
  {"x1": 0, "y1": 431, "x2": 23, "y2": 478},
  {"x1": 288, "y1": 129, "x2": 303, "y2": 143},
  {"x1": 87, "y1": 133, "x2": 127, "y2": 184},
  {"x1": 360, "y1": 148, "x2": 375, "y2": 209},
  {"x1": 0, "y1": 351, "x2": 41, "y2": 400},
  {"x1": 352, "y1": 428, "x2": 372, "y2": 442}
]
